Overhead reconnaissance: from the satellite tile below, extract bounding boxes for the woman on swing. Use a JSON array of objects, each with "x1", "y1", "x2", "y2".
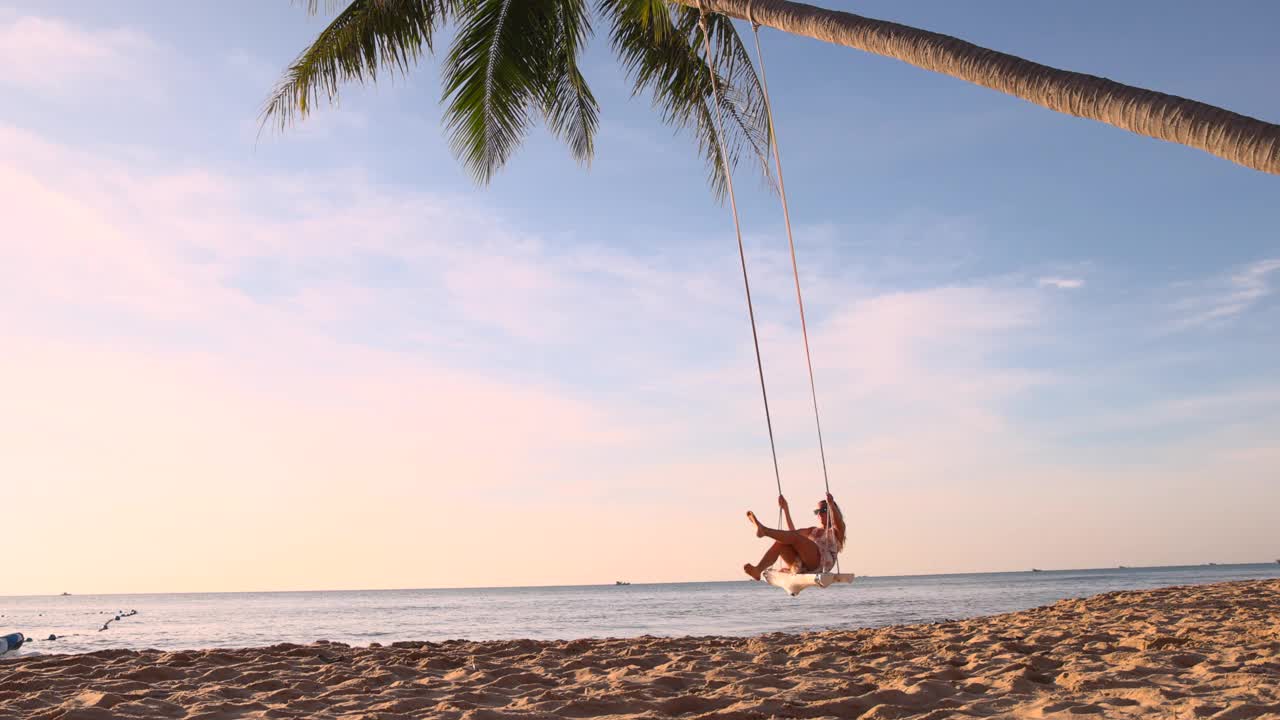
[{"x1": 744, "y1": 492, "x2": 845, "y2": 580}]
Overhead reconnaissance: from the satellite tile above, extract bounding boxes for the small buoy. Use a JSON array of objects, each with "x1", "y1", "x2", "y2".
[
  {"x1": 0, "y1": 633, "x2": 25, "y2": 655},
  {"x1": 47, "y1": 634, "x2": 58, "y2": 641}
]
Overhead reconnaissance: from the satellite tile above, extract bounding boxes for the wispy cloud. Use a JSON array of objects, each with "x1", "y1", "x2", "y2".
[
  {"x1": 1038, "y1": 276, "x2": 1084, "y2": 289},
  {"x1": 1046, "y1": 383, "x2": 1280, "y2": 442},
  {"x1": 1168, "y1": 257, "x2": 1280, "y2": 330},
  {"x1": 0, "y1": 15, "x2": 157, "y2": 98}
]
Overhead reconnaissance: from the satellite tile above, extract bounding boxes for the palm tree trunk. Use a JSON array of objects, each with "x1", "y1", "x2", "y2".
[{"x1": 672, "y1": 0, "x2": 1280, "y2": 175}]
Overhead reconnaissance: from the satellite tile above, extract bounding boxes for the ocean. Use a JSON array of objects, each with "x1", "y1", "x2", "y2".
[{"x1": 3, "y1": 563, "x2": 1277, "y2": 656}]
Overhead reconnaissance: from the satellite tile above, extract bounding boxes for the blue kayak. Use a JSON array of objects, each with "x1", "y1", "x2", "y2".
[{"x1": 0, "y1": 633, "x2": 24, "y2": 655}]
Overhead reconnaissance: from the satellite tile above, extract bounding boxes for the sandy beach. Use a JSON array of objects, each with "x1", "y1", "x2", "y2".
[{"x1": 3, "y1": 579, "x2": 1277, "y2": 719}]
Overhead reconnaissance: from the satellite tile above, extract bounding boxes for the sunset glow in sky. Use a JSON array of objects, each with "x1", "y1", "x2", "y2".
[{"x1": 3, "y1": 1, "x2": 1278, "y2": 594}]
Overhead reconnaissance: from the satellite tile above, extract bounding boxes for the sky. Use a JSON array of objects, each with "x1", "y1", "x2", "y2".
[{"x1": 2, "y1": 1, "x2": 1277, "y2": 595}]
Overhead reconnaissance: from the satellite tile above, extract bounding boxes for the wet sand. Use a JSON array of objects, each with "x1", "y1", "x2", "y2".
[{"x1": 2, "y1": 579, "x2": 1277, "y2": 719}]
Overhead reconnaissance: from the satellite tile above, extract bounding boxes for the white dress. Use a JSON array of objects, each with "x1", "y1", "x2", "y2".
[{"x1": 813, "y1": 526, "x2": 839, "y2": 573}]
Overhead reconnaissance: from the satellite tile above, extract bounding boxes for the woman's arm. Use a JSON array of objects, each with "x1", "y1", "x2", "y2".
[
  {"x1": 779, "y1": 495, "x2": 795, "y2": 531},
  {"x1": 827, "y1": 492, "x2": 846, "y2": 537}
]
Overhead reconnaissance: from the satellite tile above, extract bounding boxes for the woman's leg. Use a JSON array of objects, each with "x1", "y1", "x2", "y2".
[
  {"x1": 745, "y1": 511, "x2": 821, "y2": 574},
  {"x1": 746, "y1": 510, "x2": 811, "y2": 544},
  {"x1": 744, "y1": 542, "x2": 802, "y2": 580}
]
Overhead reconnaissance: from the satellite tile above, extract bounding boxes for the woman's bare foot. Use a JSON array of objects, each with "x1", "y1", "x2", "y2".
[
  {"x1": 743, "y1": 563, "x2": 762, "y2": 581},
  {"x1": 745, "y1": 510, "x2": 765, "y2": 538}
]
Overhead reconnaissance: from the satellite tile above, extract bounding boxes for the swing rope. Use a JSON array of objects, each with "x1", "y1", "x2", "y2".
[
  {"x1": 696, "y1": 4, "x2": 784, "y2": 503},
  {"x1": 745, "y1": 6, "x2": 844, "y2": 575},
  {"x1": 746, "y1": 6, "x2": 832, "y2": 498},
  {"x1": 701, "y1": 3, "x2": 843, "y2": 576}
]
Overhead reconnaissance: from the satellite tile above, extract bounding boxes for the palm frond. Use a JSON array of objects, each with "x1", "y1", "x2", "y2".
[
  {"x1": 295, "y1": 0, "x2": 350, "y2": 14},
  {"x1": 270, "y1": 0, "x2": 769, "y2": 198},
  {"x1": 602, "y1": 0, "x2": 771, "y2": 200},
  {"x1": 539, "y1": 0, "x2": 599, "y2": 166},
  {"x1": 703, "y1": 11, "x2": 771, "y2": 173},
  {"x1": 442, "y1": 0, "x2": 568, "y2": 183},
  {"x1": 262, "y1": 0, "x2": 455, "y2": 133}
]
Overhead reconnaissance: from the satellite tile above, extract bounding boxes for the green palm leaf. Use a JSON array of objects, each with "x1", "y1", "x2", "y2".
[
  {"x1": 602, "y1": 0, "x2": 771, "y2": 199},
  {"x1": 540, "y1": 0, "x2": 599, "y2": 166},
  {"x1": 262, "y1": 0, "x2": 456, "y2": 132},
  {"x1": 265, "y1": 0, "x2": 770, "y2": 196},
  {"x1": 441, "y1": 1, "x2": 545, "y2": 184}
]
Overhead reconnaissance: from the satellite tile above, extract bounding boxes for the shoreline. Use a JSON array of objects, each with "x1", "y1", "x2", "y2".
[
  {"x1": 3, "y1": 579, "x2": 1277, "y2": 719},
  {"x1": 5, "y1": 561, "x2": 1273, "y2": 599}
]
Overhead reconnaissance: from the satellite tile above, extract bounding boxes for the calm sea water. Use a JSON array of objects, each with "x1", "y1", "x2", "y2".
[{"x1": 3, "y1": 564, "x2": 1277, "y2": 656}]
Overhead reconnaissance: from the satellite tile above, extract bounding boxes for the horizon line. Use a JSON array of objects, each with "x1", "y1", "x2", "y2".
[{"x1": 6, "y1": 561, "x2": 1275, "y2": 600}]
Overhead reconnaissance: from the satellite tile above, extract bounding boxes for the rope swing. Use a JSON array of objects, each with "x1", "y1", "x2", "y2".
[{"x1": 698, "y1": 2, "x2": 846, "y2": 582}]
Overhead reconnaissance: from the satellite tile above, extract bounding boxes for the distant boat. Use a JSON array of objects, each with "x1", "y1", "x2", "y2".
[
  {"x1": 615, "y1": 581, "x2": 631, "y2": 586},
  {"x1": 1208, "y1": 562, "x2": 1218, "y2": 566},
  {"x1": 60, "y1": 592, "x2": 71, "y2": 596},
  {"x1": 1031, "y1": 568, "x2": 1043, "y2": 573},
  {"x1": 1118, "y1": 565, "x2": 1128, "y2": 569}
]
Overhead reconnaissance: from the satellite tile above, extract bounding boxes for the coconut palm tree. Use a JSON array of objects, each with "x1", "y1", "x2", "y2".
[
  {"x1": 265, "y1": 0, "x2": 1280, "y2": 186},
  {"x1": 264, "y1": 0, "x2": 772, "y2": 197},
  {"x1": 675, "y1": 0, "x2": 1279, "y2": 176}
]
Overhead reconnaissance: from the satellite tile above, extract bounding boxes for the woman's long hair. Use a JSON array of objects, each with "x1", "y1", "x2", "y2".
[{"x1": 823, "y1": 499, "x2": 846, "y2": 552}]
